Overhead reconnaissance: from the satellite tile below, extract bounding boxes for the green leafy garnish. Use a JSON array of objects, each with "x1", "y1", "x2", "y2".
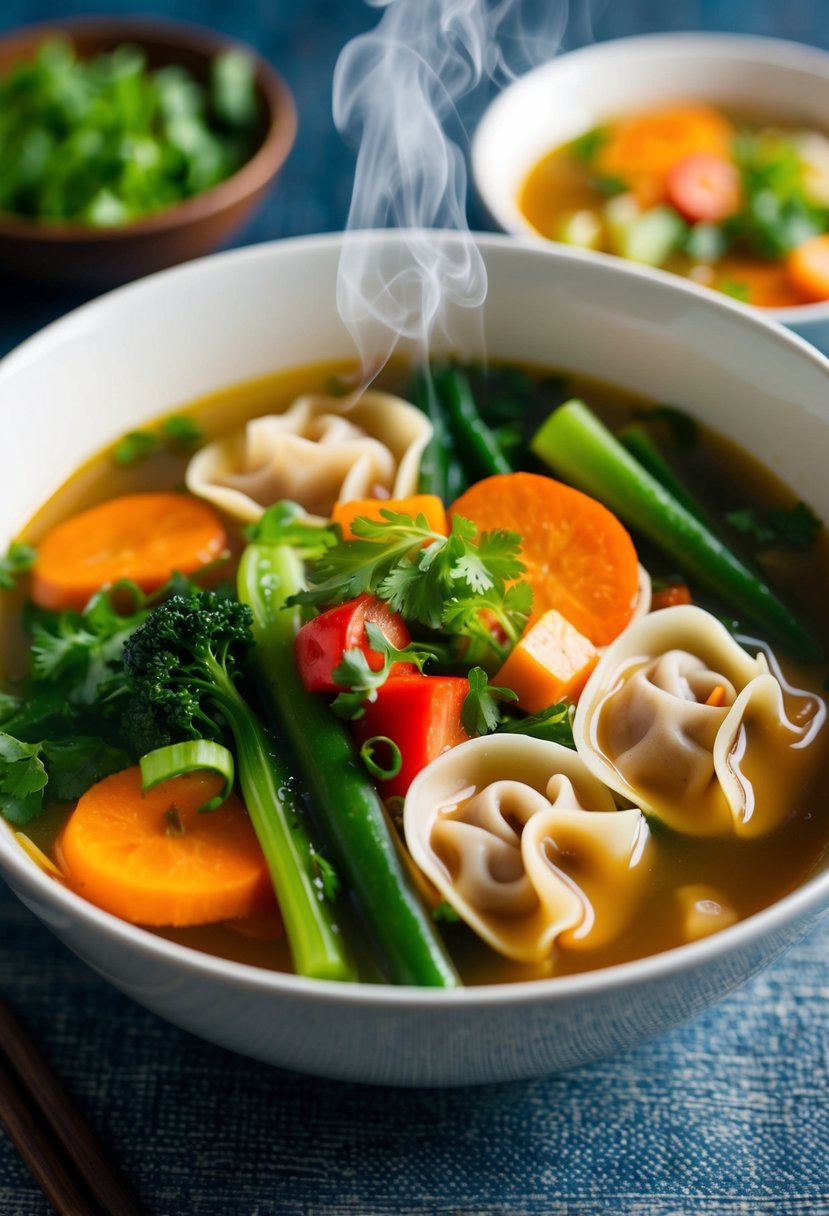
[
  {"x1": 160, "y1": 416, "x2": 205, "y2": 447},
  {"x1": 0, "y1": 542, "x2": 37, "y2": 590},
  {"x1": 727, "y1": 130, "x2": 829, "y2": 257},
  {"x1": 114, "y1": 416, "x2": 205, "y2": 466},
  {"x1": 0, "y1": 734, "x2": 47, "y2": 823},
  {"x1": 568, "y1": 127, "x2": 607, "y2": 163},
  {"x1": 461, "y1": 666, "x2": 518, "y2": 737},
  {"x1": 0, "y1": 39, "x2": 260, "y2": 227},
  {"x1": 330, "y1": 622, "x2": 438, "y2": 720},
  {"x1": 114, "y1": 431, "x2": 159, "y2": 466},
  {"x1": 497, "y1": 702, "x2": 576, "y2": 748},
  {"x1": 0, "y1": 732, "x2": 129, "y2": 823},
  {"x1": 291, "y1": 511, "x2": 531, "y2": 660},
  {"x1": 726, "y1": 502, "x2": 822, "y2": 551}
]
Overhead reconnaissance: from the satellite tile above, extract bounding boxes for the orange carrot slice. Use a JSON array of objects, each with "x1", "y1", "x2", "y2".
[
  {"x1": 494, "y1": 609, "x2": 599, "y2": 712},
  {"x1": 786, "y1": 234, "x2": 829, "y2": 303},
  {"x1": 331, "y1": 494, "x2": 448, "y2": 540},
  {"x1": 449, "y1": 472, "x2": 640, "y2": 646},
  {"x1": 58, "y1": 768, "x2": 272, "y2": 926},
  {"x1": 31, "y1": 492, "x2": 227, "y2": 611},
  {"x1": 597, "y1": 104, "x2": 735, "y2": 207}
]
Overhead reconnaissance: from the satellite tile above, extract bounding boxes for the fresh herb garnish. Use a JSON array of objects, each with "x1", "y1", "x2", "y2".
[
  {"x1": 461, "y1": 667, "x2": 518, "y2": 737},
  {"x1": 0, "y1": 542, "x2": 37, "y2": 590},
  {"x1": 330, "y1": 622, "x2": 439, "y2": 720},
  {"x1": 0, "y1": 39, "x2": 260, "y2": 227},
  {"x1": 114, "y1": 416, "x2": 205, "y2": 466},
  {"x1": 160, "y1": 416, "x2": 205, "y2": 447},
  {"x1": 726, "y1": 502, "x2": 821, "y2": 551},
  {"x1": 569, "y1": 127, "x2": 607, "y2": 163},
  {"x1": 497, "y1": 702, "x2": 576, "y2": 748},
  {"x1": 290, "y1": 510, "x2": 532, "y2": 658}
]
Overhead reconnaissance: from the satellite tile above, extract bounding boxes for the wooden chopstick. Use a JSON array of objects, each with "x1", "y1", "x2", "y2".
[{"x1": 0, "y1": 998, "x2": 149, "y2": 1216}]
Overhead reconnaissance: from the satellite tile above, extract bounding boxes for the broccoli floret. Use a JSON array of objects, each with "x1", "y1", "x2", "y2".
[{"x1": 122, "y1": 592, "x2": 255, "y2": 747}]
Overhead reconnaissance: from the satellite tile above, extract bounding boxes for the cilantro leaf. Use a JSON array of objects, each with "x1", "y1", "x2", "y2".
[
  {"x1": 160, "y1": 416, "x2": 204, "y2": 446},
  {"x1": 0, "y1": 542, "x2": 37, "y2": 590},
  {"x1": 42, "y1": 737, "x2": 130, "y2": 802},
  {"x1": 727, "y1": 502, "x2": 821, "y2": 551},
  {"x1": 461, "y1": 667, "x2": 518, "y2": 737},
  {"x1": 766, "y1": 502, "x2": 821, "y2": 550},
  {"x1": 497, "y1": 702, "x2": 576, "y2": 748},
  {"x1": 293, "y1": 511, "x2": 531, "y2": 658},
  {"x1": 330, "y1": 622, "x2": 437, "y2": 720},
  {"x1": 0, "y1": 733, "x2": 48, "y2": 823}
]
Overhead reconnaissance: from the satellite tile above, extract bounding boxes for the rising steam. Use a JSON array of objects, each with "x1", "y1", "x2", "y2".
[{"x1": 333, "y1": 0, "x2": 571, "y2": 377}]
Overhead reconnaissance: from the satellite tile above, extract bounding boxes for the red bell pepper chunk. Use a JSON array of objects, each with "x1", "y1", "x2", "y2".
[
  {"x1": 352, "y1": 673, "x2": 471, "y2": 800},
  {"x1": 294, "y1": 594, "x2": 413, "y2": 694}
]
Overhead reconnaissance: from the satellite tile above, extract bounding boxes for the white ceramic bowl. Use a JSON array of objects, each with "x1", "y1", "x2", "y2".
[
  {"x1": 1, "y1": 232, "x2": 828, "y2": 1087},
  {"x1": 472, "y1": 32, "x2": 829, "y2": 356}
]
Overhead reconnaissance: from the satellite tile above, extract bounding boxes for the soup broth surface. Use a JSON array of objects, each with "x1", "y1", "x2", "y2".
[{"x1": 5, "y1": 359, "x2": 829, "y2": 985}]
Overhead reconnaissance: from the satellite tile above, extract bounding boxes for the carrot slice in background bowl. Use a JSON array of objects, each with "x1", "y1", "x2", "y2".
[
  {"x1": 597, "y1": 104, "x2": 735, "y2": 207},
  {"x1": 31, "y1": 491, "x2": 227, "y2": 611},
  {"x1": 450, "y1": 472, "x2": 640, "y2": 647},
  {"x1": 57, "y1": 767, "x2": 274, "y2": 926}
]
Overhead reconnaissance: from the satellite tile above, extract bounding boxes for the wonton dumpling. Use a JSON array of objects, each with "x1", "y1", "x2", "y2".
[
  {"x1": 573, "y1": 604, "x2": 822, "y2": 838},
  {"x1": 185, "y1": 391, "x2": 432, "y2": 523},
  {"x1": 404, "y1": 735, "x2": 652, "y2": 964}
]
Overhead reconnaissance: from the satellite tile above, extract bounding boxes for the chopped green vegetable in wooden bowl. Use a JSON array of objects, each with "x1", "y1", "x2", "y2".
[{"x1": 0, "y1": 17, "x2": 296, "y2": 285}]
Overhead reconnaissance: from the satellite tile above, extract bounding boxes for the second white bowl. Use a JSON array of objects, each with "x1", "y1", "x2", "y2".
[{"x1": 472, "y1": 32, "x2": 829, "y2": 355}]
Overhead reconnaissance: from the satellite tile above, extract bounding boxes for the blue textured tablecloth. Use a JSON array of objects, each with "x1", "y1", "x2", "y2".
[{"x1": 1, "y1": 2, "x2": 829, "y2": 1213}]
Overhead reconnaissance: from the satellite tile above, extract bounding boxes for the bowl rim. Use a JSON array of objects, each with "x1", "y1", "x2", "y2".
[
  {"x1": 471, "y1": 28, "x2": 829, "y2": 326},
  {"x1": 0, "y1": 14, "x2": 297, "y2": 242},
  {"x1": 1, "y1": 228, "x2": 828, "y2": 1009}
]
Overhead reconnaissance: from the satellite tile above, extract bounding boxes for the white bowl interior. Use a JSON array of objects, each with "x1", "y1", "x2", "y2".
[
  {"x1": 1, "y1": 233, "x2": 828, "y2": 1084},
  {"x1": 471, "y1": 33, "x2": 829, "y2": 342}
]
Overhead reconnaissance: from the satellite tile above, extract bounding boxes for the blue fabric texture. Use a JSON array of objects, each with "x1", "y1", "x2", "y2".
[{"x1": 1, "y1": 1, "x2": 829, "y2": 1212}]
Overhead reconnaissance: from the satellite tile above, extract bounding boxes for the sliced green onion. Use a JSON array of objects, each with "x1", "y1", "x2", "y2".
[
  {"x1": 140, "y1": 739, "x2": 235, "y2": 812},
  {"x1": 359, "y1": 736, "x2": 402, "y2": 782}
]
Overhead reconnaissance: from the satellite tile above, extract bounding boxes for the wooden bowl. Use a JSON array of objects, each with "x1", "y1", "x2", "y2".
[{"x1": 0, "y1": 17, "x2": 297, "y2": 287}]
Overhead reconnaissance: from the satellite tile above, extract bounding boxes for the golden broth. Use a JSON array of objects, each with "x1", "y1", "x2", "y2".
[{"x1": 5, "y1": 360, "x2": 829, "y2": 984}]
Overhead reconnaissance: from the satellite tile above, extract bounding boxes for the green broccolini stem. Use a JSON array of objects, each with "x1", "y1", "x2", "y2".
[
  {"x1": 201, "y1": 655, "x2": 357, "y2": 983},
  {"x1": 238, "y1": 543, "x2": 461, "y2": 988}
]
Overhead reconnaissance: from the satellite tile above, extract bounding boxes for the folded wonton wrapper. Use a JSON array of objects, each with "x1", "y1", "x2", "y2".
[
  {"x1": 185, "y1": 391, "x2": 433, "y2": 523},
  {"x1": 573, "y1": 604, "x2": 824, "y2": 838},
  {"x1": 404, "y1": 734, "x2": 652, "y2": 964}
]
